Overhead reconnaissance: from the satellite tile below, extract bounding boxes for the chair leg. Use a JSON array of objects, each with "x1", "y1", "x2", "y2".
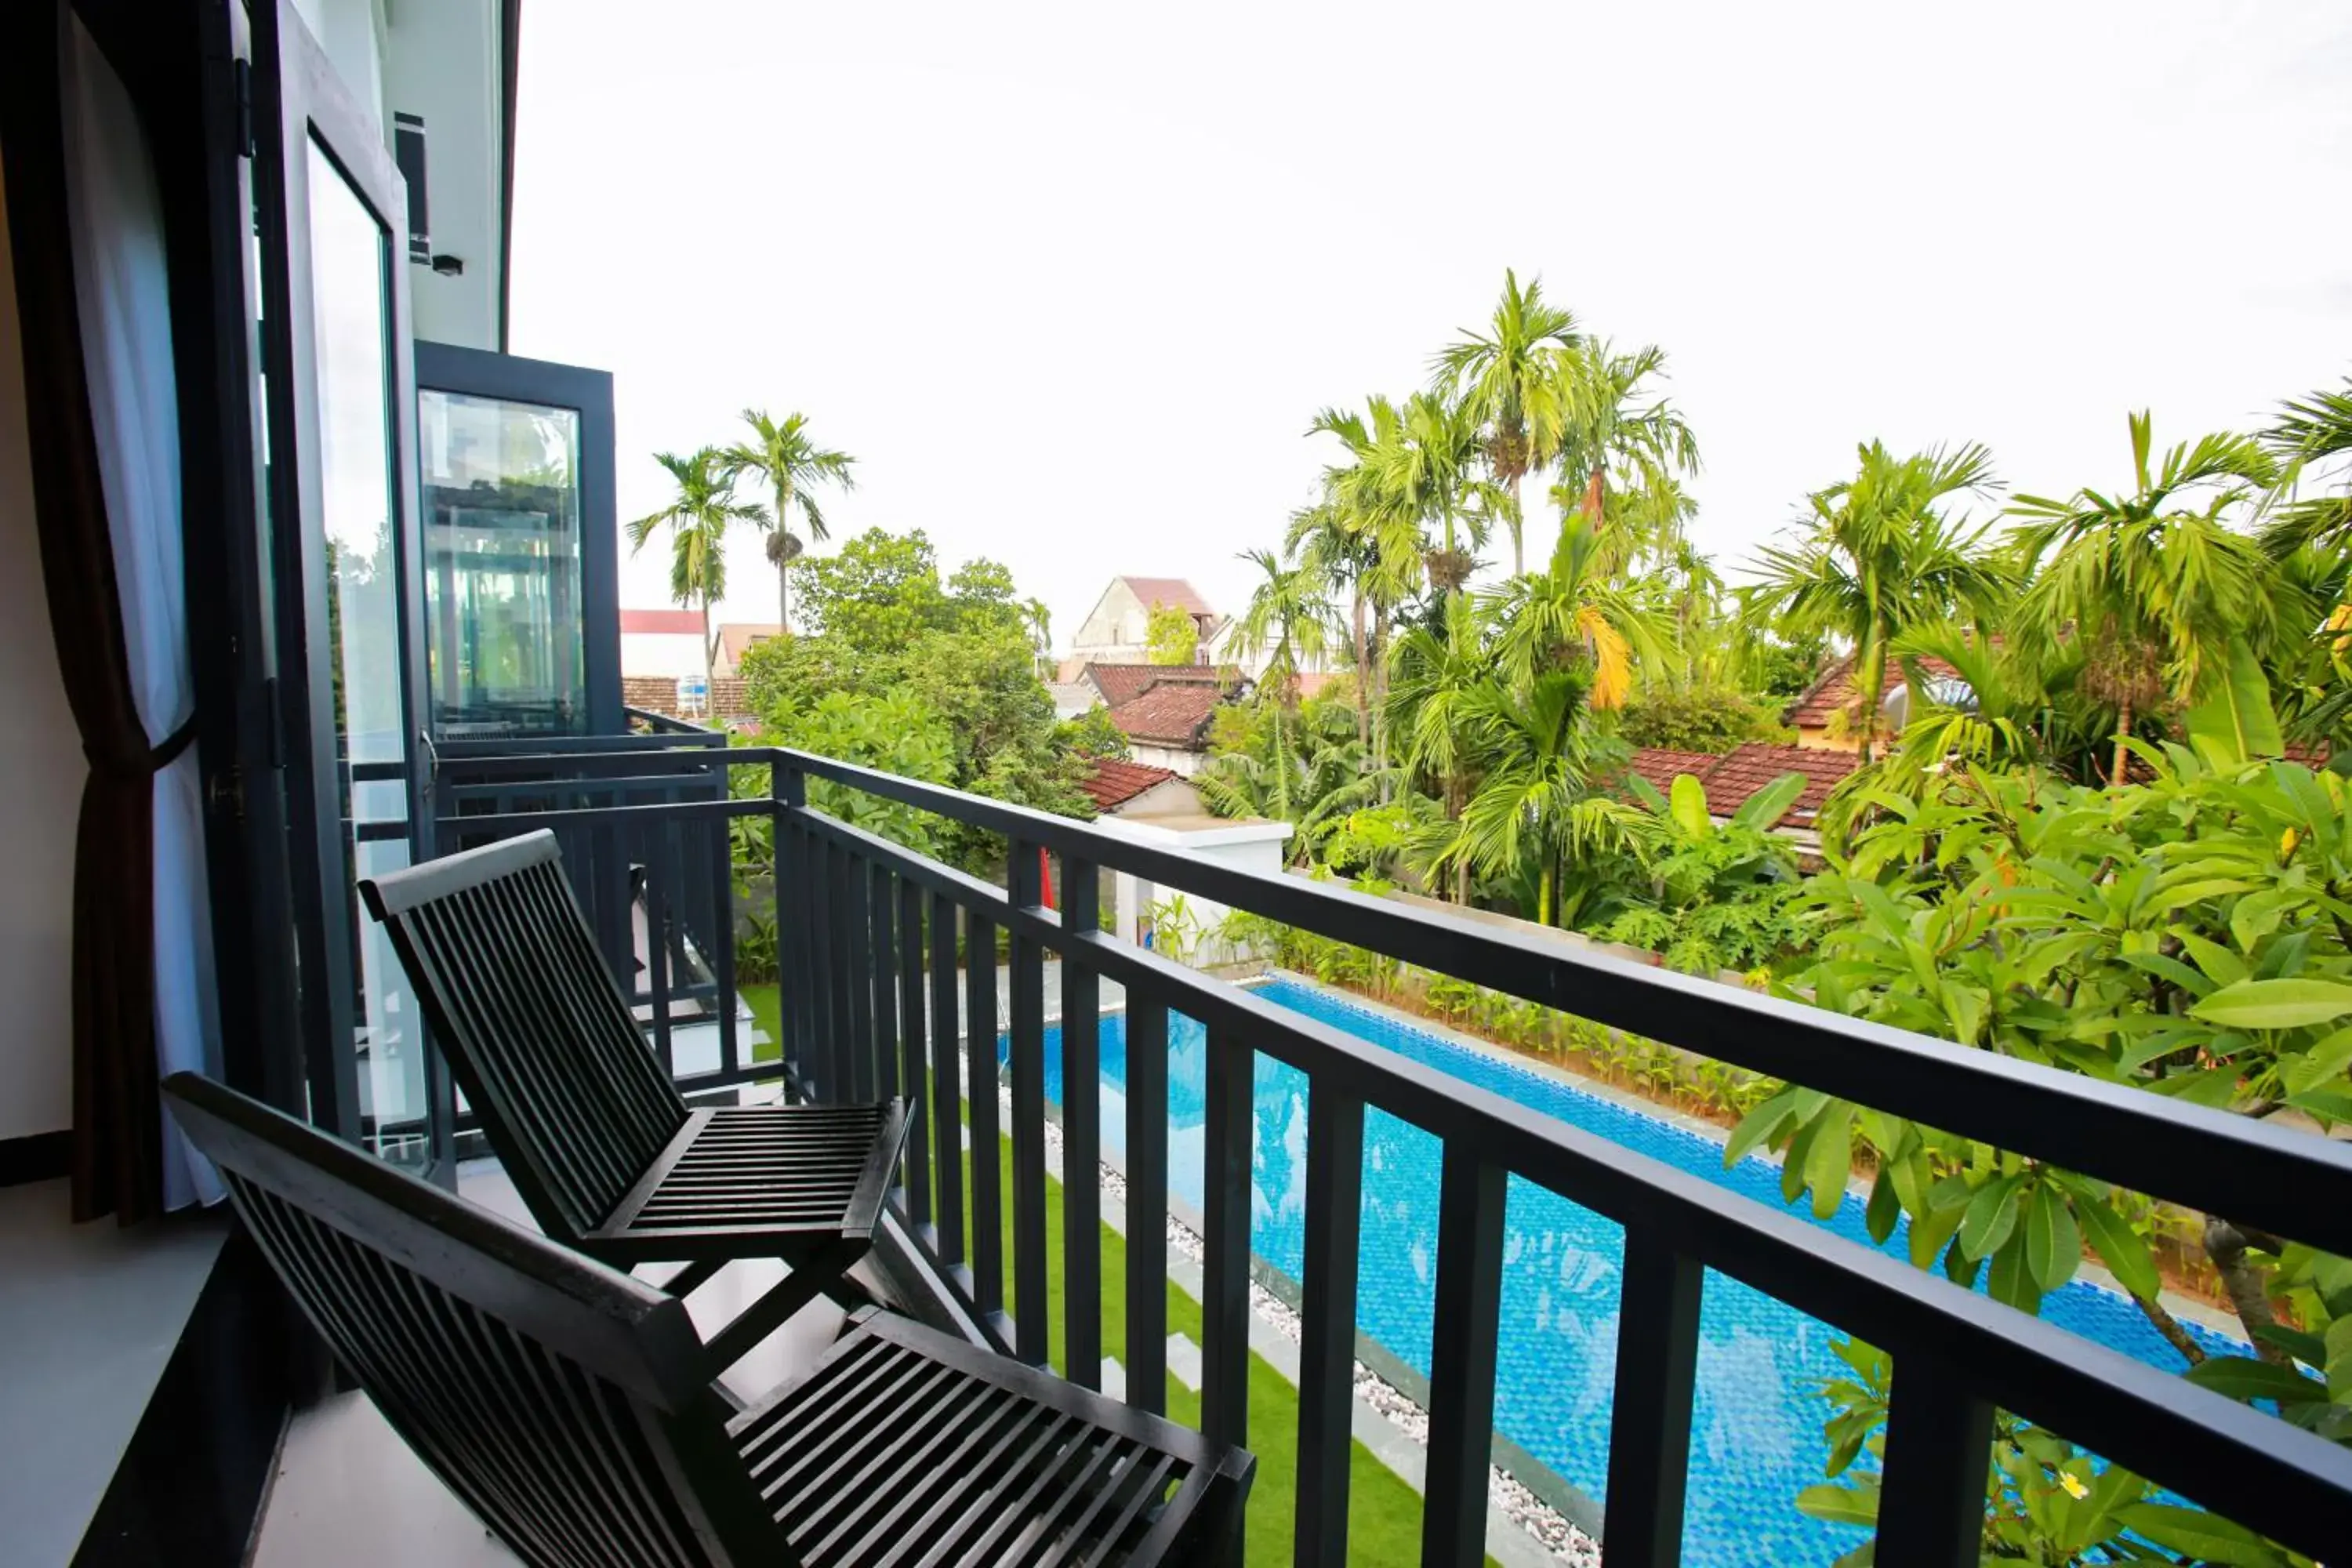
[
  {"x1": 659, "y1": 1258, "x2": 727, "y2": 1299},
  {"x1": 699, "y1": 1243, "x2": 861, "y2": 1377}
]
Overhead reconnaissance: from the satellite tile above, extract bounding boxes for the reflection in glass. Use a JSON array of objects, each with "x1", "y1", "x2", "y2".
[
  {"x1": 306, "y1": 138, "x2": 421, "y2": 1166},
  {"x1": 419, "y1": 390, "x2": 588, "y2": 738}
]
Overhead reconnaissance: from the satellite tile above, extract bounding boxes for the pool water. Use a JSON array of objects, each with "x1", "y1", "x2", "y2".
[{"x1": 1004, "y1": 975, "x2": 2240, "y2": 1566}]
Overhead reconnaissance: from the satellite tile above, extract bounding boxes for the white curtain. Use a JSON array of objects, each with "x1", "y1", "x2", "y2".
[{"x1": 63, "y1": 16, "x2": 223, "y2": 1210}]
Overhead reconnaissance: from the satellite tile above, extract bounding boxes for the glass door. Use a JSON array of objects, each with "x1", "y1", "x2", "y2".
[
  {"x1": 414, "y1": 343, "x2": 620, "y2": 742},
  {"x1": 256, "y1": 0, "x2": 439, "y2": 1176}
]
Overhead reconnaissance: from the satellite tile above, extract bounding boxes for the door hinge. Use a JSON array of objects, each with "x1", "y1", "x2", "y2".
[
  {"x1": 233, "y1": 57, "x2": 255, "y2": 159},
  {"x1": 208, "y1": 765, "x2": 245, "y2": 818}
]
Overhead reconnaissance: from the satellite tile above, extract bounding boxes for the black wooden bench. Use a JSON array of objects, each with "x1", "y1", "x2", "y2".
[
  {"x1": 166, "y1": 1073, "x2": 1250, "y2": 1566},
  {"x1": 360, "y1": 829, "x2": 909, "y2": 1373}
]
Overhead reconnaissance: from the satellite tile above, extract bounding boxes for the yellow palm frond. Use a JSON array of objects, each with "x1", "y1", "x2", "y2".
[{"x1": 1578, "y1": 607, "x2": 1632, "y2": 708}]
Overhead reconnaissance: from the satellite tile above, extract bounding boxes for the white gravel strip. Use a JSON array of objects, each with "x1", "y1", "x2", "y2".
[{"x1": 1007, "y1": 1080, "x2": 1602, "y2": 1567}]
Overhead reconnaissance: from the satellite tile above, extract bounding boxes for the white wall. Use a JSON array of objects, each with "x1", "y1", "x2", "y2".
[
  {"x1": 381, "y1": 0, "x2": 503, "y2": 349},
  {"x1": 0, "y1": 170, "x2": 87, "y2": 1142},
  {"x1": 621, "y1": 630, "x2": 708, "y2": 681},
  {"x1": 1100, "y1": 816, "x2": 1292, "y2": 965},
  {"x1": 1127, "y1": 740, "x2": 1203, "y2": 777}
]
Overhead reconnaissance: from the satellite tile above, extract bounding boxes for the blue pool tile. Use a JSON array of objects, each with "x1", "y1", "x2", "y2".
[{"x1": 1009, "y1": 976, "x2": 2240, "y2": 1566}]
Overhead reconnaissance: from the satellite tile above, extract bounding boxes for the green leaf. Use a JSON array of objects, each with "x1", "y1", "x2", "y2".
[
  {"x1": 1793, "y1": 1482, "x2": 1879, "y2": 1526},
  {"x1": 2072, "y1": 1191, "x2": 2162, "y2": 1304},
  {"x1": 2249, "y1": 1322, "x2": 2328, "y2": 1369},
  {"x1": 2024, "y1": 1181, "x2": 2082, "y2": 1294},
  {"x1": 2114, "y1": 1501, "x2": 2288, "y2": 1566},
  {"x1": 2183, "y1": 640, "x2": 2285, "y2": 764},
  {"x1": 1804, "y1": 1109, "x2": 1853, "y2": 1221},
  {"x1": 2190, "y1": 977, "x2": 2352, "y2": 1031},
  {"x1": 1668, "y1": 772, "x2": 1712, "y2": 840},
  {"x1": 1724, "y1": 1093, "x2": 1798, "y2": 1168},
  {"x1": 2174, "y1": 930, "x2": 2249, "y2": 988},
  {"x1": 2180, "y1": 1356, "x2": 2328, "y2": 1406},
  {"x1": 1958, "y1": 1174, "x2": 2024, "y2": 1261},
  {"x1": 2327, "y1": 1314, "x2": 2352, "y2": 1403},
  {"x1": 1865, "y1": 1167, "x2": 1900, "y2": 1245},
  {"x1": 1985, "y1": 1230, "x2": 2042, "y2": 1313},
  {"x1": 1729, "y1": 771, "x2": 1806, "y2": 833},
  {"x1": 1908, "y1": 1192, "x2": 1969, "y2": 1272},
  {"x1": 2283, "y1": 1025, "x2": 2352, "y2": 1096},
  {"x1": 2117, "y1": 950, "x2": 2215, "y2": 998}
]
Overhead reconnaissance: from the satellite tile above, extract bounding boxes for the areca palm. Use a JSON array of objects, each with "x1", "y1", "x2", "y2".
[
  {"x1": 2008, "y1": 412, "x2": 2279, "y2": 782},
  {"x1": 2258, "y1": 377, "x2": 2352, "y2": 557},
  {"x1": 1486, "y1": 515, "x2": 1668, "y2": 707},
  {"x1": 1231, "y1": 548, "x2": 1338, "y2": 825},
  {"x1": 626, "y1": 447, "x2": 768, "y2": 695},
  {"x1": 1346, "y1": 391, "x2": 1492, "y2": 597},
  {"x1": 1750, "y1": 441, "x2": 2009, "y2": 762},
  {"x1": 1432, "y1": 270, "x2": 1581, "y2": 574},
  {"x1": 719, "y1": 409, "x2": 856, "y2": 633},
  {"x1": 1384, "y1": 593, "x2": 1496, "y2": 900},
  {"x1": 1434, "y1": 670, "x2": 1652, "y2": 927},
  {"x1": 1551, "y1": 340, "x2": 1700, "y2": 547},
  {"x1": 1284, "y1": 492, "x2": 1377, "y2": 744}
]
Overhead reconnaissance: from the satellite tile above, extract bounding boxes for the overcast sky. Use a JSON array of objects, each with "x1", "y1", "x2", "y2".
[{"x1": 507, "y1": 1, "x2": 2352, "y2": 648}]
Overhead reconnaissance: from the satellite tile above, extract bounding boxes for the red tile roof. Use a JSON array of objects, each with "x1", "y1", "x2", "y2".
[
  {"x1": 1108, "y1": 682, "x2": 1227, "y2": 746},
  {"x1": 1697, "y1": 742, "x2": 1859, "y2": 827},
  {"x1": 619, "y1": 607, "x2": 706, "y2": 635},
  {"x1": 1081, "y1": 662, "x2": 1236, "y2": 708},
  {"x1": 1786, "y1": 651, "x2": 1967, "y2": 730},
  {"x1": 1120, "y1": 577, "x2": 1214, "y2": 618},
  {"x1": 1076, "y1": 758, "x2": 1182, "y2": 811},
  {"x1": 717, "y1": 622, "x2": 784, "y2": 670},
  {"x1": 1620, "y1": 748, "x2": 1721, "y2": 796}
]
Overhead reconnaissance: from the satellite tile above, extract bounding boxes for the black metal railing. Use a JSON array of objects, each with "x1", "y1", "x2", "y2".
[{"x1": 432, "y1": 742, "x2": 2352, "y2": 1568}]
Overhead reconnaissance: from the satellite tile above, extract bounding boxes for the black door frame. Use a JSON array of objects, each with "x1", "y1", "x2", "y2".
[
  {"x1": 250, "y1": 0, "x2": 435, "y2": 1163},
  {"x1": 413, "y1": 340, "x2": 623, "y2": 739}
]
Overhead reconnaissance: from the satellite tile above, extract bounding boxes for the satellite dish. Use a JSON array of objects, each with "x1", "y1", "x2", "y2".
[{"x1": 768, "y1": 531, "x2": 805, "y2": 565}]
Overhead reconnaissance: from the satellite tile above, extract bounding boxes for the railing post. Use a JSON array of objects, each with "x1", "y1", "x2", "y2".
[
  {"x1": 1123, "y1": 996, "x2": 1170, "y2": 1416},
  {"x1": 822, "y1": 837, "x2": 850, "y2": 1102},
  {"x1": 928, "y1": 891, "x2": 963, "y2": 1265},
  {"x1": 1603, "y1": 1234, "x2": 1706, "y2": 1568},
  {"x1": 1006, "y1": 839, "x2": 1051, "y2": 1366},
  {"x1": 770, "y1": 756, "x2": 807, "y2": 1093},
  {"x1": 1876, "y1": 1356, "x2": 1994, "y2": 1568},
  {"x1": 1060, "y1": 858, "x2": 1102, "y2": 1391},
  {"x1": 1423, "y1": 1144, "x2": 1505, "y2": 1567},
  {"x1": 844, "y1": 846, "x2": 873, "y2": 1103},
  {"x1": 869, "y1": 863, "x2": 898, "y2": 1107},
  {"x1": 1201, "y1": 1022, "x2": 1251, "y2": 1451},
  {"x1": 898, "y1": 876, "x2": 928, "y2": 1225},
  {"x1": 964, "y1": 909, "x2": 1004, "y2": 1325},
  {"x1": 1295, "y1": 1085, "x2": 1364, "y2": 1568}
]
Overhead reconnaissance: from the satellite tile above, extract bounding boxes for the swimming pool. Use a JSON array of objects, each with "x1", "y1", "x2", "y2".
[{"x1": 1005, "y1": 975, "x2": 2240, "y2": 1565}]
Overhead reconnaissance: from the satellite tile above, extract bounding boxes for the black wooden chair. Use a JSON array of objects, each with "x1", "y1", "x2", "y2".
[
  {"x1": 359, "y1": 829, "x2": 909, "y2": 1373},
  {"x1": 164, "y1": 1073, "x2": 1253, "y2": 1567}
]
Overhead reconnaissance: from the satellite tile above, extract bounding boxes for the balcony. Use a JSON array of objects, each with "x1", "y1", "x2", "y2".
[{"x1": 231, "y1": 728, "x2": 2350, "y2": 1567}]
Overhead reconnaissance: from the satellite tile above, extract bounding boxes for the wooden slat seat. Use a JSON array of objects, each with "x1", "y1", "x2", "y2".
[
  {"x1": 596, "y1": 1105, "x2": 898, "y2": 1258},
  {"x1": 163, "y1": 1073, "x2": 1252, "y2": 1568},
  {"x1": 358, "y1": 829, "x2": 912, "y2": 1367}
]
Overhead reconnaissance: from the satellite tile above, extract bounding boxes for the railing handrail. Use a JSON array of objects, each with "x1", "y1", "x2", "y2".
[
  {"x1": 432, "y1": 742, "x2": 2352, "y2": 1563},
  {"x1": 744, "y1": 745, "x2": 2352, "y2": 1258},
  {"x1": 773, "y1": 775, "x2": 2352, "y2": 1563}
]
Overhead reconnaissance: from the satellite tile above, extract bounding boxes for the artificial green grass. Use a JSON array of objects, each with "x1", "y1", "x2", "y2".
[{"x1": 736, "y1": 982, "x2": 1468, "y2": 1565}]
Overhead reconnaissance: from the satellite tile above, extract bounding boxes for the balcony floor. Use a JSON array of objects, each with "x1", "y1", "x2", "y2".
[
  {"x1": 249, "y1": 1158, "x2": 855, "y2": 1566},
  {"x1": 0, "y1": 1179, "x2": 226, "y2": 1567}
]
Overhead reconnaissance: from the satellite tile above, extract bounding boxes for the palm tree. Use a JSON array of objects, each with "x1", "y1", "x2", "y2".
[
  {"x1": 2008, "y1": 412, "x2": 2279, "y2": 783},
  {"x1": 1308, "y1": 399, "x2": 1436, "y2": 719},
  {"x1": 1439, "y1": 670, "x2": 1652, "y2": 927},
  {"x1": 626, "y1": 447, "x2": 768, "y2": 698},
  {"x1": 1230, "y1": 548, "x2": 1338, "y2": 827},
  {"x1": 1371, "y1": 391, "x2": 1493, "y2": 597},
  {"x1": 1385, "y1": 593, "x2": 1496, "y2": 901},
  {"x1": 1749, "y1": 441, "x2": 2009, "y2": 762},
  {"x1": 1432, "y1": 270, "x2": 1581, "y2": 574},
  {"x1": 1552, "y1": 341, "x2": 1700, "y2": 544},
  {"x1": 1021, "y1": 597, "x2": 1054, "y2": 678},
  {"x1": 1486, "y1": 514, "x2": 1668, "y2": 706},
  {"x1": 2258, "y1": 377, "x2": 2352, "y2": 557},
  {"x1": 1285, "y1": 492, "x2": 1377, "y2": 745},
  {"x1": 719, "y1": 409, "x2": 855, "y2": 634}
]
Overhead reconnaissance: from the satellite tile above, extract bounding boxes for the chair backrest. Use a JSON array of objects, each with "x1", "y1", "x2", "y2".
[
  {"x1": 361, "y1": 830, "x2": 688, "y2": 1240},
  {"x1": 162, "y1": 1073, "x2": 786, "y2": 1568}
]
